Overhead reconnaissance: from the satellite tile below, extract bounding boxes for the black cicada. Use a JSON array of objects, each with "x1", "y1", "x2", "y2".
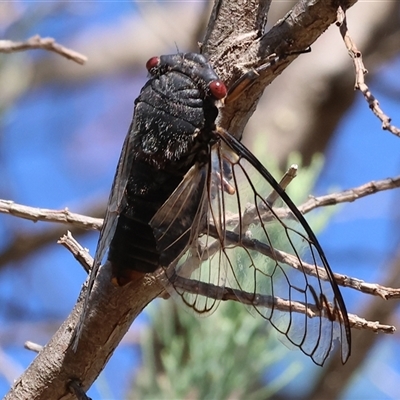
[{"x1": 76, "y1": 52, "x2": 351, "y2": 366}]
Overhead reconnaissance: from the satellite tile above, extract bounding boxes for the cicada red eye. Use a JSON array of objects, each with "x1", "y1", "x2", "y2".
[
  {"x1": 146, "y1": 56, "x2": 160, "y2": 72},
  {"x1": 209, "y1": 80, "x2": 227, "y2": 100}
]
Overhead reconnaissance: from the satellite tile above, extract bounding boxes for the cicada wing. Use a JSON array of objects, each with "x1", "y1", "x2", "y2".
[
  {"x1": 92, "y1": 125, "x2": 134, "y2": 269},
  {"x1": 213, "y1": 128, "x2": 350, "y2": 366},
  {"x1": 74, "y1": 122, "x2": 135, "y2": 348},
  {"x1": 150, "y1": 162, "x2": 229, "y2": 316},
  {"x1": 151, "y1": 128, "x2": 350, "y2": 366}
]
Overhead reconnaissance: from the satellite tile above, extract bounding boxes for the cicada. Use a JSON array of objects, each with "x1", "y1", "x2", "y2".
[{"x1": 75, "y1": 52, "x2": 351, "y2": 366}]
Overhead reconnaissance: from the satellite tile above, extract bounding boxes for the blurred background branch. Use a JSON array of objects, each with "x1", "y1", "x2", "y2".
[{"x1": 0, "y1": 34, "x2": 87, "y2": 64}]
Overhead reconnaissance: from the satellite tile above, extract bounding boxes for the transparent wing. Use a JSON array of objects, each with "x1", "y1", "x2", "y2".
[
  {"x1": 150, "y1": 162, "x2": 229, "y2": 315},
  {"x1": 216, "y1": 130, "x2": 351, "y2": 365},
  {"x1": 73, "y1": 122, "x2": 135, "y2": 348},
  {"x1": 151, "y1": 129, "x2": 351, "y2": 366}
]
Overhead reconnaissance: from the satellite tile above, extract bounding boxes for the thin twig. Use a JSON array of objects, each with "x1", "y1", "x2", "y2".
[
  {"x1": 240, "y1": 164, "x2": 298, "y2": 229},
  {"x1": 58, "y1": 231, "x2": 93, "y2": 274},
  {"x1": 175, "y1": 275, "x2": 395, "y2": 334},
  {"x1": 222, "y1": 227, "x2": 400, "y2": 299},
  {"x1": 0, "y1": 199, "x2": 102, "y2": 231},
  {"x1": 265, "y1": 164, "x2": 298, "y2": 206},
  {"x1": 1, "y1": 177, "x2": 398, "y2": 233},
  {"x1": 299, "y1": 175, "x2": 400, "y2": 214},
  {"x1": 0, "y1": 35, "x2": 87, "y2": 65},
  {"x1": 223, "y1": 175, "x2": 400, "y2": 232},
  {"x1": 0, "y1": 202, "x2": 106, "y2": 268},
  {"x1": 337, "y1": 7, "x2": 400, "y2": 138},
  {"x1": 24, "y1": 341, "x2": 43, "y2": 353}
]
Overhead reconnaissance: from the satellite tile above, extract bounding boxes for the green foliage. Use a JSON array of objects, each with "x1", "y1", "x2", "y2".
[{"x1": 132, "y1": 300, "x2": 302, "y2": 400}]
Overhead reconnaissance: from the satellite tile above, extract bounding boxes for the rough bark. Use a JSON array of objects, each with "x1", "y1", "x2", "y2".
[{"x1": 5, "y1": 263, "x2": 163, "y2": 399}]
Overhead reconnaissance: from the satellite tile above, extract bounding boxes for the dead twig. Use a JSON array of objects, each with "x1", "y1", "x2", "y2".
[
  {"x1": 172, "y1": 275, "x2": 395, "y2": 334},
  {"x1": 2, "y1": 175, "x2": 398, "y2": 232},
  {"x1": 0, "y1": 199, "x2": 102, "y2": 231},
  {"x1": 24, "y1": 341, "x2": 43, "y2": 353},
  {"x1": 299, "y1": 175, "x2": 400, "y2": 214},
  {"x1": 0, "y1": 35, "x2": 87, "y2": 65},
  {"x1": 58, "y1": 231, "x2": 94, "y2": 274},
  {"x1": 337, "y1": 7, "x2": 400, "y2": 138},
  {"x1": 224, "y1": 175, "x2": 400, "y2": 232}
]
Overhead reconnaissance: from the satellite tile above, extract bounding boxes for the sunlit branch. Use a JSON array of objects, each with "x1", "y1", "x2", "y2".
[
  {"x1": 227, "y1": 175, "x2": 400, "y2": 226},
  {"x1": 0, "y1": 199, "x2": 102, "y2": 231},
  {"x1": 237, "y1": 164, "x2": 298, "y2": 232},
  {"x1": 58, "y1": 231, "x2": 94, "y2": 274},
  {"x1": 221, "y1": 228, "x2": 400, "y2": 299},
  {"x1": 172, "y1": 274, "x2": 315, "y2": 316},
  {"x1": 265, "y1": 164, "x2": 298, "y2": 205},
  {"x1": 2, "y1": 176, "x2": 398, "y2": 232},
  {"x1": 24, "y1": 341, "x2": 43, "y2": 354},
  {"x1": 169, "y1": 276, "x2": 395, "y2": 334},
  {"x1": 0, "y1": 35, "x2": 87, "y2": 65},
  {"x1": 336, "y1": 7, "x2": 400, "y2": 138},
  {"x1": 299, "y1": 176, "x2": 400, "y2": 214}
]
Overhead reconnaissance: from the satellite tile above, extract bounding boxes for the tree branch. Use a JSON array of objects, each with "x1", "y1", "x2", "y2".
[
  {"x1": 0, "y1": 35, "x2": 87, "y2": 65},
  {"x1": 244, "y1": 0, "x2": 400, "y2": 168},
  {"x1": 172, "y1": 276, "x2": 395, "y2": 334},
  {"x1": 337, "y1": 7, "x2": 400, "y2": 137},
  {"x1": 206, "y1": 0, "x2": 359, "y2": 139},
  {"x1": 4, "y1": 231, "x2": 163, "y2": 400},
  {"x1": 0, "y1": 200, "x2": 102, "y2": 230},
  {"x1": 299, "y1": 175, "x2": 400, "y2": 214},
  {"x1": 24, "y1": 341, "x2": 43, "y2": 354},
  {"x1": 2, "y1": 174, "x2": 398, "y2": 233},
  {"x1": 0, "y1": 200, "x2": 105, "y2": 270}
]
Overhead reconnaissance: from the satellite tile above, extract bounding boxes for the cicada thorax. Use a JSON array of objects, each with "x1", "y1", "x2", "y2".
[{"x1": 108, "y1": 53, "x2": 227, "y2": 286}]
